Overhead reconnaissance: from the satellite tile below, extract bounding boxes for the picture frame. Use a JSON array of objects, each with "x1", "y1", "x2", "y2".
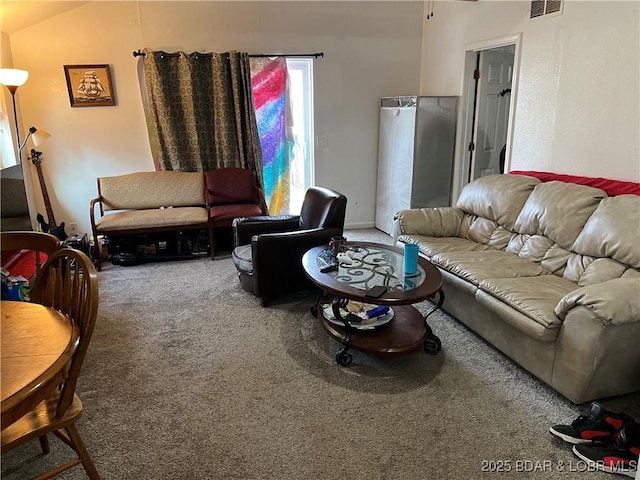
[{"x1": 63, "y1": 64, "x2": 115, "y2": 107}]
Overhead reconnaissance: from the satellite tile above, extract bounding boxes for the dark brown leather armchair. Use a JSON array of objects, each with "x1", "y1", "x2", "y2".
[{"x1": 232, "y1": 186, "x2": 347, "y2": 307}]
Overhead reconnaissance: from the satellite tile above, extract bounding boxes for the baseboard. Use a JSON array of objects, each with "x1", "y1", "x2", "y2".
[{"x1": 344, "y1": 221, "x2": 375, "y2": 229}]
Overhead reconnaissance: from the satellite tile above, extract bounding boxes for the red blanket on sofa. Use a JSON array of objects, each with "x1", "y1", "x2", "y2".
[{"x1": 509, "y1": 170, "x2": 640, "y2": 196}]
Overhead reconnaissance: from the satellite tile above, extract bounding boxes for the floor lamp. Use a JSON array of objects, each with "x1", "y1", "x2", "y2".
[{"x1": 0, "y1": 68, "x2": 30, "y2": 158}]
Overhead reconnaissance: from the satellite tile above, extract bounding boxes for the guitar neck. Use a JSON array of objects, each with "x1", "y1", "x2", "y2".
[{"x1": 33, "y1": 159, "x2": 57, "y2": 230}]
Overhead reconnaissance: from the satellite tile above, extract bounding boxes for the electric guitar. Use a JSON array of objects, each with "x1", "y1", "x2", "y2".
[{"x1": 30, "y1": 149, "x2": 68, "y2": 241}]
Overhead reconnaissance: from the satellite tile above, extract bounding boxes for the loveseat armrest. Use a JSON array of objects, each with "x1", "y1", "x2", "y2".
[
  {"x1": 233, "y1": 215, "x2": 301, "y2": 246},
  {"x1": 555, "y1": 277, "x2": 640, "y2": 326},
  {"x1": 393, "y1": 207, "x2": 464, "y2": 241},
  {"x1": 89, "y1": 196, "x2": 103, "y2": 236}
]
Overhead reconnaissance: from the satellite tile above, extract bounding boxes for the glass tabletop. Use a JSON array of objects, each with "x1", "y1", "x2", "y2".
[{"x1": 320, "y1": 244, "x2": 426, "y2": 292}]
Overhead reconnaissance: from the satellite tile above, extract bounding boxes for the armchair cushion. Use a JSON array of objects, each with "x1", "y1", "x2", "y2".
[
  {"x1": 232, "y1": 244, "x2": 253, "y2": 274},
  {"x1": 204, "y1": 168, "x2": 261, "y2": 205},
  {"x1": 208, "y1": 204, "x2": 263, "y2": 223}
]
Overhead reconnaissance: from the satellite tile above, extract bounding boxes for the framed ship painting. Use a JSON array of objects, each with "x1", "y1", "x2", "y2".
[{"x1": 63, "y1": 64, "x2": 115, "y2": 107}]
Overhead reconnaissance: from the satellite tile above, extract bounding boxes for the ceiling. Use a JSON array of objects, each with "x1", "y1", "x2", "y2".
[
  {"x1": 1, "y1": 1, "x2": 89, "y2": 35},
  {"x1": 1, "y1": 1, "x2": 481, "y2": 35}
]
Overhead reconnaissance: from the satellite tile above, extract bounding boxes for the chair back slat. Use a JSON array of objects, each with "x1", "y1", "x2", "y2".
[{"x1": 29, "y1": 248, "x2": 99, "y2": 417}]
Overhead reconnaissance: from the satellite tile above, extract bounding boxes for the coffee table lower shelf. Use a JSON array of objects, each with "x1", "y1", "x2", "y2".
[{"x1": 316, "y1": 302, "x2": 441, "y2": 366}]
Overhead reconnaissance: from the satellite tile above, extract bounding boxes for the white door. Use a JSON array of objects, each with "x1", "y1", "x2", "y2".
[{"x1": 472, "y1": 49, "x2": 513, "y2": 179}]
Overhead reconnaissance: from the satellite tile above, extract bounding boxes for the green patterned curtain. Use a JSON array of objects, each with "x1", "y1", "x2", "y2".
[{"x1": 141, "y1": 49, "x2": 263, "y2": 185}]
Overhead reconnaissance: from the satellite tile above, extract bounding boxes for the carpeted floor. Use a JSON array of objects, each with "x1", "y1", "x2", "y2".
[{"x1": 2, "y1": 229, "x2": 639, "y2": 479}]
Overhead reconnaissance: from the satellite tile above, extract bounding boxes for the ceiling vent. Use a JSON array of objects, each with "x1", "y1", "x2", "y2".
[{"x1": 530, "y1": 0, "x2": 563, "y2": 19}]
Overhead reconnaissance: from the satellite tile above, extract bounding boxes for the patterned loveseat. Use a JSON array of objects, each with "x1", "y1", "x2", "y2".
[
  {"x1": 394, "y1": 174, "x2": 640, "y2": 404},
  {"x1": 90, "y1": 171, "x2": 208, "y2": 270}
]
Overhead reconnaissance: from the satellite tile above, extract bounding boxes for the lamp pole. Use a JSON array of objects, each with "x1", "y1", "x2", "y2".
[{"x1": 6, "y1": 85, "x2": 21, "y2": 148}]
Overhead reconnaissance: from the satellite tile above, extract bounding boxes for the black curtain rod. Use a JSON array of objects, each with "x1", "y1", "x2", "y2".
[{"x1": 132, "y1": 50, "x2": 323, "y2": 59}]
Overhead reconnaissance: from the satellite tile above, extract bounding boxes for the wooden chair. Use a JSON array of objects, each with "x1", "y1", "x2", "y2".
[
  {"x1": 1, "y1": 231, "x2": 61, "y2": 283},
  {"x1": 204, "y1": 168, "x2": 266, "y2": 259},
  {"x1": 1, "y1": 248, "x2": 101, "y2": 480}
]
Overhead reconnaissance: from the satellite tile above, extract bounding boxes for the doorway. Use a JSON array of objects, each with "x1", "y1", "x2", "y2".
[
  {"x1": 457, "y1": 35, "x2": 521, "y2": 196},
  {"x1": 472, "y1": 46, "x2": 514, "y2": 178}
]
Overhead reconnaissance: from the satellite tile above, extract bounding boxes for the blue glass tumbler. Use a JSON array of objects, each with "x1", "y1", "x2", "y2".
[{"x1": 404, "y1": 243, "x2": 419, "y2": 275}]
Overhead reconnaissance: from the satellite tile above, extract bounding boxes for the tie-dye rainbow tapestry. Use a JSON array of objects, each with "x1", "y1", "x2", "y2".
[{"x1": 250, "y1": 57, "x2": 293, "y2": 215}]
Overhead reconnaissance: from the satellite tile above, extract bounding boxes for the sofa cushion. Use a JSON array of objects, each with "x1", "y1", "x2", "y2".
[
  {"x1": 565, "y1": 257, "x2": 630, "y2": 286},
  {"x1": 477, "y1": 276, "x2": 579, "y2": 341},
  {"x1": 456, "y1": 174, "x2": 540, "y2": 231},
  {"x1": 506, "y1": 234, "x2": 555, "y2": 262},
  {"x1": 99, "y1": 172, "x2": 206, "y2": 211},
  {"x1": 458, "y1": 217, "x2": 513, "y2": 250},
  {"x1": 397, "y1": 235, "x2": 492, "y2": 259},
  {"x1": 571, "y1": 195, "x2": 640, "y2": 269},
  {"x1": 95, "y1": 207, "x2": 207, "y2": 232},
  {"x1": 431, "y1": 250, "x2": 551, "y2": 286},
  {"x1": 513, "y1": 181, "x2": 605, "y2": 250}
]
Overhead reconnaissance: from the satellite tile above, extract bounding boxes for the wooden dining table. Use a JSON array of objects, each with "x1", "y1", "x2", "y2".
[{"x1": 1, "y1": 300, "x2": 78, "y2": 430}]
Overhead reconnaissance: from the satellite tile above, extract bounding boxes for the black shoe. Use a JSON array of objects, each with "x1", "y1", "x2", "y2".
[
  {"x1": 549, "y1": 402, "x2": 635, "y2": 445},
  {"x1": 572, "y1": 425, "x2": 640, "y2": 478}
]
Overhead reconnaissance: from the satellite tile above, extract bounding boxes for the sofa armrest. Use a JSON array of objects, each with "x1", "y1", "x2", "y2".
[
  {"x1": 393, "y1": 207, "x2": 464, "y2": 241},
  {"x1": 233, "y1": 215, "x2": 301, "y2": 246},
  {"x1": 555, "y1": 277, "x2": 640, "y2": 326}
]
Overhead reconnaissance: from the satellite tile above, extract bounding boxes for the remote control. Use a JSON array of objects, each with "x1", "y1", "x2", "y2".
[
  {"x1": 317, "y1": 249, "x2": 338, "y2": 272},
  {"x1": 344, "y1": 313, "x2": 362, "y2": 323},
  {"x1": 320, "y1": 264, "x2": 338, "y2": 273}
]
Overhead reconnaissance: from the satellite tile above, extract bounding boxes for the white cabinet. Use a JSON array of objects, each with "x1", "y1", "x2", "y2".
[{"x1": 375, "y1": 96, "x2": 458, "y2": 235}]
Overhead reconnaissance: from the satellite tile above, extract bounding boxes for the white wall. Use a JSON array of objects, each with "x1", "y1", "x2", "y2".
[
  {"x1": 420, "y1": 0, "x2": 640, "y2": 185},
  {"x1": 6, "y1": 1, "x2": 424, "y2": 234},
  {"x1": 7, "y1": 1, "x2": 639, "y2": 236}
]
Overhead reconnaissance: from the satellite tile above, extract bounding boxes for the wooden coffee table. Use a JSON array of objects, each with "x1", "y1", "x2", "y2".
[{"x1": 302, "y1": 242, "x2": 444, "y2": 366}]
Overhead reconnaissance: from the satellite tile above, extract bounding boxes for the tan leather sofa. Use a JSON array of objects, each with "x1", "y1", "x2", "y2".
[
  {"x1": 394, "y1": 174, "x2": 640, "y2": 404},
  {"x1": 90, "y1": 171, "x2": 208, "y2": 270}
]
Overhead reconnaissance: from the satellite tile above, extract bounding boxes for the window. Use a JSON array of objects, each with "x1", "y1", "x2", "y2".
[
  {"x1": 285, "y1": 58, "x2": 314, "y2": 214},
  {"x1": 0, "y1": 100, "x2": 18, "y2": 169}
]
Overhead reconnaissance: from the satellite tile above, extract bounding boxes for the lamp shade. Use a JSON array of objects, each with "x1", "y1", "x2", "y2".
[
  {"x1": 18, "y1": 126, "x2": 51, "y2": 153},
  {"x1": 0, "y1": 69, "x2": 29, "y2": 87},
  {"x1": 32, "y1": 129, "x2": 51, "y2": 147}
]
